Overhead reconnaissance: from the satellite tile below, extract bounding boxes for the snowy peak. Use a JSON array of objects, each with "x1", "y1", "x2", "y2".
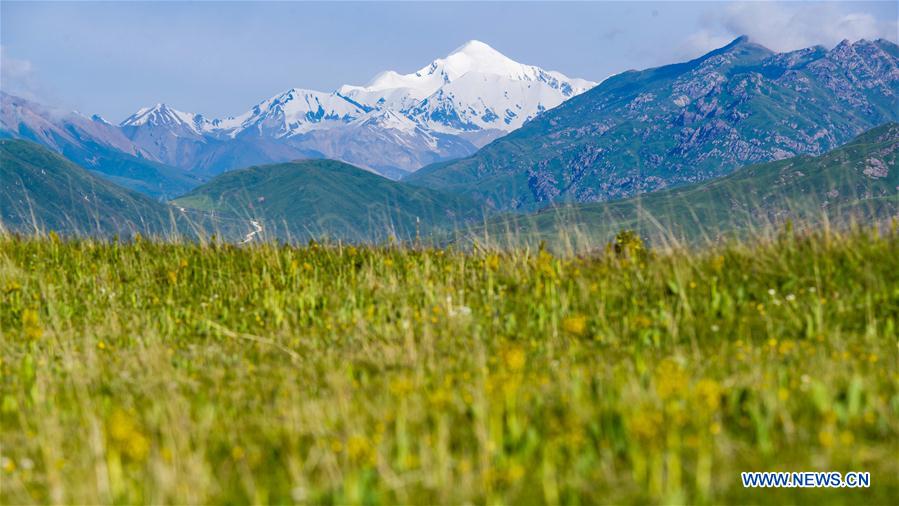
[
  {"x1": 363, "y1": 40, "x2": 532, "y2": 91},
  {"x1": 253, "y1": 88, "x2": 360, "y2": 119},
  {"x1": 450, "y1": 39, "x2": 502, "y2": 57},
  {"x1": 350, "y1": 108, "x2": 420, "y2": 134},
  {"x1": 120, "y1": 103, "x2": 211, "y2": 136},
  {"x1": 434, "y1": 40, "x2": 531, "y2": 81},
  {"x1": 338, "y1": 40, "x2": 596, "y2": 132},
  {"x1": 219, "y1": 88, "x2": 368, "y2": 138},
  {"x1": 344, "y1": 40, "x2": 552, "y2": 101}
]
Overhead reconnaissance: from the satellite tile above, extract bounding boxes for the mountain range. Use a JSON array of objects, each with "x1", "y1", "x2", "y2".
[
  {"x1": 117, "y1": 40, "x2": 594, "y2": 179},
  {"x1": 408, "y1": 37, "x2": 899, "y2": 211},
  {"x1": 1, "y1": 41, "x2": 593, "y2": 186}
]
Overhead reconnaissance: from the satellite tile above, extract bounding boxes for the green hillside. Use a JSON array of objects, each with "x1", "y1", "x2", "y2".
[
  {"x1": 0, "y1": 139, "x2": 185, "y2": 237},
  {"x1": 475, "y1": 123, "x2": 899, "y2": 248},
  {"x1": 174, "y1": 159, "x2": 486, "y2": 242},
  {"x1": 408, "y1": 38, "x2": 899, "y2": 211}
]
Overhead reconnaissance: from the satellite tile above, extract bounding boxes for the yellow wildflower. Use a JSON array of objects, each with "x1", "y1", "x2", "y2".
[
  {"x1": 389, "y1": 375, "x2": 414, "y2": 396},
  {"x1": 503, "y1": 346, "x2": 526, "y2": 371},
  {"x1": 562, "y1": 314, "x2": 587, "y2": 335},
  {"x1": 628, "y1": 406, "x2": 663, "y2": 441},
  {"x1": 655, "y1": 358, "x2": 689, "y2": 400},
  {"x1": 694, "y1": 379, "x2": 721, "y2": 411},
  {"x1": 537, "y1": 250, "x2": 555, "y2": 277},
  {"x1": 839, "y1": 431, "x2": 854, "y2": 446},
  {"x1": 711, "y1": 255, "x2": 725, "y2": 272},
  {"x1": 485, "y1": 254, "x2": 501, "y2": 271},
  {"x1": 778, "y1": 340, "x2": 796, "y2": 355},
  {"x1": 632, "y1": 314, "x2": 652, "y2": 329},
  {"x1": 108, "y1": 409, "x2": 149, "y2": 461},
  {"x1": 22, "y1": 309, "x2": 42, "y2": 340},
  {"x1": 346, "y1": 435, "x2": 373, "y2": 464},
  {"x1": 818, "y1": 429, "x2": 834, "y2": 448}
]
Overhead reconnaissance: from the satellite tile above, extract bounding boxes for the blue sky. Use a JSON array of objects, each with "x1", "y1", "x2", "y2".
[{"x1": 2, "y1": 1, "x2": 896, "y2": 121}]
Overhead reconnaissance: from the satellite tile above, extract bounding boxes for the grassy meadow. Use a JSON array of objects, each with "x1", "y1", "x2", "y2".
[{"x1": 1, "y1": 225, "x2": 898, "y2": 504}]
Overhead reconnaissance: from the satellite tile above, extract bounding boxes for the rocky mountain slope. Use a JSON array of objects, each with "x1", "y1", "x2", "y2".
[
  {"x1": 475, "y1": 123, "x2": 899, "y2": 246},
  {"x1": 408, "y1": 37, "x2": 899, "y2": 211}
]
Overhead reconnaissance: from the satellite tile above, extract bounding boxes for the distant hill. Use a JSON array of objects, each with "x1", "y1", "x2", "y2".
[
  {"x1": 0, "y1": 139, "x2": 186, "y2": 237},
  {"x1": 408, "y1": 37, "x2": 899, "y2": 211},
  {"x1": 173, "y1": 159, "x2": 486, "y2": 242},
  {"x1": 475, "y1": 123, "x2": 899, "y2": 247}
]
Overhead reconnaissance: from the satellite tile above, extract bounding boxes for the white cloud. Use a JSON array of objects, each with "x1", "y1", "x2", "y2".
[
  {"x1": 1, "y1": 47, "x2": 33, "y2": 78},
  {"x1": 1, "y1": 46, "x2": 41, "y2": 99},
  {"x1": 677, "y1": 31, "x2": 736, "y2": 59},
  {"x1": 679, "y1": 2, "x2": 898, "y2": 58}
]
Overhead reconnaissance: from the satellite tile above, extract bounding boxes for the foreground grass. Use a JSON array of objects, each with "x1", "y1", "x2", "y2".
[{"x1": 1, "y1": 228, "x2": 897, "y2": 504}]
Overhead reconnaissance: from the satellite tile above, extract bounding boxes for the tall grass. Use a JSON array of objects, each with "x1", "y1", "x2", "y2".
[{"x1": 1, "y1": 225, "x2": 897, "y2": 504}]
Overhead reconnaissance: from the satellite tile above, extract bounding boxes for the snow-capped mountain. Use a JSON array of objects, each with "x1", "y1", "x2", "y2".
[
  {"x1": 341, "y1": 40, "x2": 595, "y2": 134},
  {"x1": 117, "y1": 102, "x2": 327, "y2": 174},
  {"x1": 117, "y1": 40, "x2": 596, "y2": 177},
  {"x1": 221, "y1": 88, "x2": 368, "y2": 138},
  {"x1": 121, "y1": 103, "x2": 213, "y2": 138}
]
